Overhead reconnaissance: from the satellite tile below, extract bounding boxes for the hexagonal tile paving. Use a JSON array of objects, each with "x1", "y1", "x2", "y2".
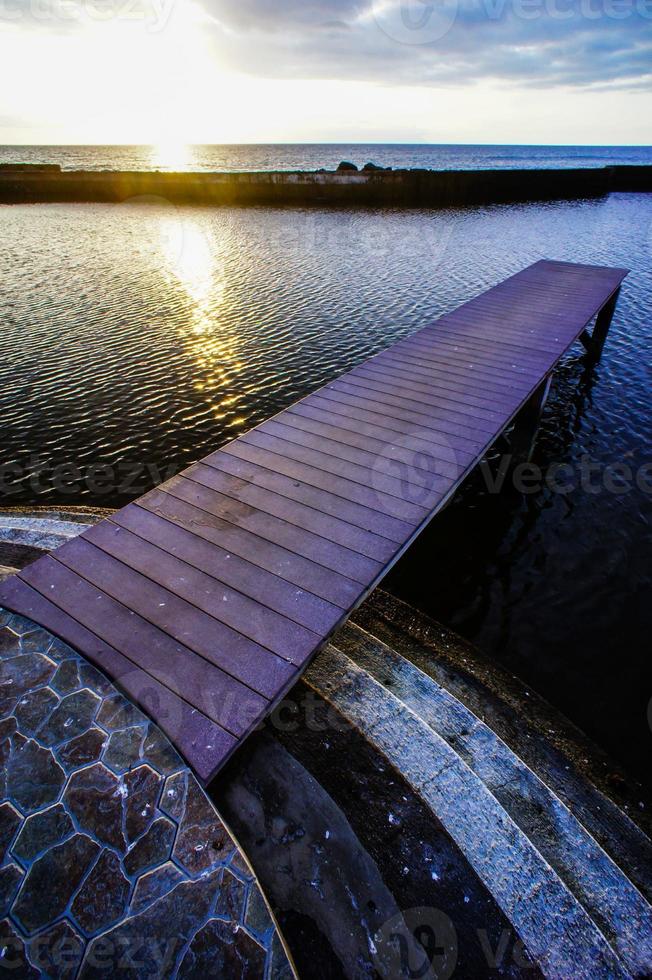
[{"x1": 0, "y1": 609, "x2": 294, "y2": 978}]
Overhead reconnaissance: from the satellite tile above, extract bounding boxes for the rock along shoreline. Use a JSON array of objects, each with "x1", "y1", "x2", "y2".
[{"x1": 0, "y1": 162, "x2": 651, "y2": 208}]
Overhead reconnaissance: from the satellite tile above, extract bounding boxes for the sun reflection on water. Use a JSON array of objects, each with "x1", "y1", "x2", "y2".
[{"x1": 158, "y1": 209, "x2": 245, "y2": 422}]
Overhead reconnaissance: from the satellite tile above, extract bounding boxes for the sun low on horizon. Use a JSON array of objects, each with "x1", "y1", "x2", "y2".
[{"x1": 1, "y1": 0, "x2": 651, "y2": 146}]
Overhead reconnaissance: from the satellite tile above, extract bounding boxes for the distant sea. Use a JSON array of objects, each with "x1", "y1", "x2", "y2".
[{"x1": 0, "y1": 143, "x2": 651, "y2": 172}]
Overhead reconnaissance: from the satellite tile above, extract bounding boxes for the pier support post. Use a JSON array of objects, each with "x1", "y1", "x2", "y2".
[
  {"x1": 508, "y1": 375, "x2": 552, "y2": 461},
  {"x1": 580, "y1": 287, "x2": 621, "y2": 360}
]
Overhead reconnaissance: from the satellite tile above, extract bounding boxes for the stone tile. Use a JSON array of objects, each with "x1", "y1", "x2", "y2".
[
  {"x1": 12, "y1": 833, "x2": 100, "y2": 935},
  {"x1": 0, "y1": 863, "x2": 24, "y2": 915},
  {"x1": 18, "y1": 627, "x2": 57, "y2": 651},
  {"x1": 177, "y1": 918, "x2": 267, "y2": 979},
  {"x1": 0, "y1": 802, "x2": 21, "y2": 862},
  {"x1": 270, "y1": 933, "x2": 294, "y2": 980},
  {"x1": 71, "y1": 849, "x2": 130, "y2": 936},
  {"x1": 131, "y1": 862, "x2": 186, "y2": 914},
  {"x1": 3, "y1": 616, "x2": 37, "y2": 638},
  {"x1": 165, "y1": 773, "x2": 235, "y2": 877},
  {"x1": 0, "y1": 628, "x2": 20, "y2": 660},
  {"x1": 51, "y1": 660, "x2": 81, "y2": 695},
  {"x1": 27, "y1": 920, "x2": 84, "y2": 979},
  {"x1": 215, "y1": 868, "x2": 246, "y2": 923},
  {"x1": 0, "y1": 732, "x2": 9, "y2": 800},
  {"x1": 124, "y1": 817, "x2": 176, "y2": 877},
  {"x1": 44, "y1": 638, "x2": 79, "y2": 664},
  {"x1": 245, "y1": 886, "x2": 274, "y2": 940},
  {"x1": 103, "y1": 725, "x2": 145, "y2": 772},
  {"x1": 160, "y1": 770, "x2": 187, "y2": 822},
  {"x1": 12, "y1": 804, "x2": 74, "y2": 864},
  {"x1": 0, "y1": 716, "x2": 17, "y2": 740},
  {"x1": 64, "y1": 763, "x2": 127, "y2": 853},
  {"x1": 230, "y1": 850, "x2": 255, "y2": 883},
  {"x1": 38, "y1": 689, "x2": 101, "y2": 747},
  {"x1": 57, "y1": 728, "x2": 107, "y2": 772},
  {"x1": 1, "y1": 653, "x2": 55, "y2": 701},
  {"x1": 14, "y1": 686, "x2": 59, "y2": 736},
  {"x1": 123, "y1": 766, "x2": 163, "y2": 845},
  {"x1": 142, "y1": 723, "x2": 183, "y2": 775},
  {"x1": 97, "y1": 692, "x2": 146, "y2": 731},
  {"x1": 0, "y1": 695, "x2": 17, "y2": 719},
  {"x1": 78, "y1": 661, "x2": 114, "y2": 697},
  {"x1": 79, "y1": 869, "x2": 221, "y2": 979},
  {"x1": 0, "y1": 918, "x2": 39, "y2": 977},
  {"x1": 5, "y1": 733, "x2": 66, "y2": 814},
  {"x1": 2, "y1": 622, "x2": 21, "y2": 640}
]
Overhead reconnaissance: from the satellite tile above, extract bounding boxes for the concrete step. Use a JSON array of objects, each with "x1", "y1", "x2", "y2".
[
  {"x1": 332, "y1": 621, "x2": 652, "y2": 977},
  {"x1": 306, "y1": 636, "x2": 651, "y2": 979},
  {"x1": 353, "y1": 594, "x2": 652, "y2": 905}
]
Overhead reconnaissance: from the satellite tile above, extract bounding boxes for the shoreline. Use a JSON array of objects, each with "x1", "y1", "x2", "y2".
[{"x1": 1, "y1": 162, "x2": 651, "y2": 208}]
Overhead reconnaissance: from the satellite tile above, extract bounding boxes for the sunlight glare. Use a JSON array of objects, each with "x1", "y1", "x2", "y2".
[{"x1": 151, "y1": 142, "x2": 195, "y2": 173}]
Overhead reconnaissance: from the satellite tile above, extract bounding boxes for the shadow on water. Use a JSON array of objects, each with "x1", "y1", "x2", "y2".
[{"x1": 384, "y1": 347, "x2": 652, "y2": 785}]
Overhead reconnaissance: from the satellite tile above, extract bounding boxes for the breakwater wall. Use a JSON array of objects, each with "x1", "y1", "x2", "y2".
[{"x1": 0, "y1": 163, "x2": 651, "y2": 208}]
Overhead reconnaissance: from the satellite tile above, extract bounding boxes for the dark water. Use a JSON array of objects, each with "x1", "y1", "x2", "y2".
[
  {"x1": 1, "y1": 143, "x2": 651, "y2": 173},
  {"x1": 1, "y1": 193, "x2": 650, "y2": 783}
]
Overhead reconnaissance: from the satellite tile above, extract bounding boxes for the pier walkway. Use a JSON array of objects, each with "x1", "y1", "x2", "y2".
[{"x1": 0, "y1": 260, "x2": 627, "y2": 784}]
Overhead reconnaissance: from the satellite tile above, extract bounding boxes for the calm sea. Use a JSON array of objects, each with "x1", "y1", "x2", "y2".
[
  {"x1": 0, "y1": 175, "x2": 650, "y2": 785},
  {"x1": 0, "y1": 143, "x2": 651, "y2": 172}
]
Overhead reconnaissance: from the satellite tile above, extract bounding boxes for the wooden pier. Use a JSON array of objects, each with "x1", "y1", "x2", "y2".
[{"x1": 0, "y1": 260, "x2": 627, "y2": 784}]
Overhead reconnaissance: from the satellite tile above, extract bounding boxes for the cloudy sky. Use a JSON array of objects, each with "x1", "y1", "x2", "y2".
[{"x1": 1, "y1": 0, "x2": 651, "y2": 143}]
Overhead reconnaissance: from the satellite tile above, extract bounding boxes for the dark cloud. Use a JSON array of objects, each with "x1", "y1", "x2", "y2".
[{"x1": 203, "y1": 0, "x2": 652, "y2": 88}]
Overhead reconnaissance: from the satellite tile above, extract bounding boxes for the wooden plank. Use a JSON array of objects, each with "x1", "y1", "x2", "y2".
[
  {"x1": 288, "y1": 399, "x2": 482, "y2": 459},
  {"x1": 135, "y1": 491, "x2": 361, "y2": 609},
  {"x1": 352, "y1": 362, "x2": 520, "y2": 413},
  {"x1": 187, "y1": 461, "x2": 404, "y2": 556},
  {"x1": 55, "y1": 536, "x2": 301, "y2": 684},
  {"x1": 397, "y1": 334, "x2": 546, "y2": 380},
  {"x1": 160, "y1": 475, "x2": 384, "y2": 582},
  {"x1": 19, "y1": 555, "x2": 268, "y2": 737},
  {"x1": 222, "y1": 437, "x2": 436, "y2": 522},
  {"x1": 335, "y1": 373, "x2": 509, "y2": 428},
  {"x1": 263, "y1": 412, "x2": 474, "y2": 469},
  {"x1": 243, "y1": 426, "x2": 462, "y2": 490},
  {"x1": 371, "y1": 349, "x2": 531, "y2": 396},
  {"x1": 110, "y1": 502, "x2": 344, "y2": 633},
  {"x1": 81, "y1": 520, "x2": 321, "y2": 664},
  {"x1": 0, "y1": 260, "x2": 628, "y2": 784},
  {"x1": 0, "y1": 575, "x2": 234, "y2": 784},
  {"x1": 326, "y1": 376, "x2": 500, "y2": 433},
  {"x1": 421, "y1": 324, "x2": 557, "y2": 364},
  {"x1": 312, "y1": 387, "x2": 494, "y2": 443}
]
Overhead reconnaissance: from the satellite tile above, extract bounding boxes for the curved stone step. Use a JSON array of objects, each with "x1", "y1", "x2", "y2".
[
  {"x1": 0, "y1": 515, "x2": 99, "y2": 538},
  {"x1": 305, "y1": 645, "x2": 639, "y2": 979},
  {"x1": 330, "y1": 622, "x2": 652, "y2": 977},
  {"x1": 352, "y1": 595, "x2": 652, "y2": 904},
  {"x1": 0, "y1": 513, "x2": 107, "y2": 573}
]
